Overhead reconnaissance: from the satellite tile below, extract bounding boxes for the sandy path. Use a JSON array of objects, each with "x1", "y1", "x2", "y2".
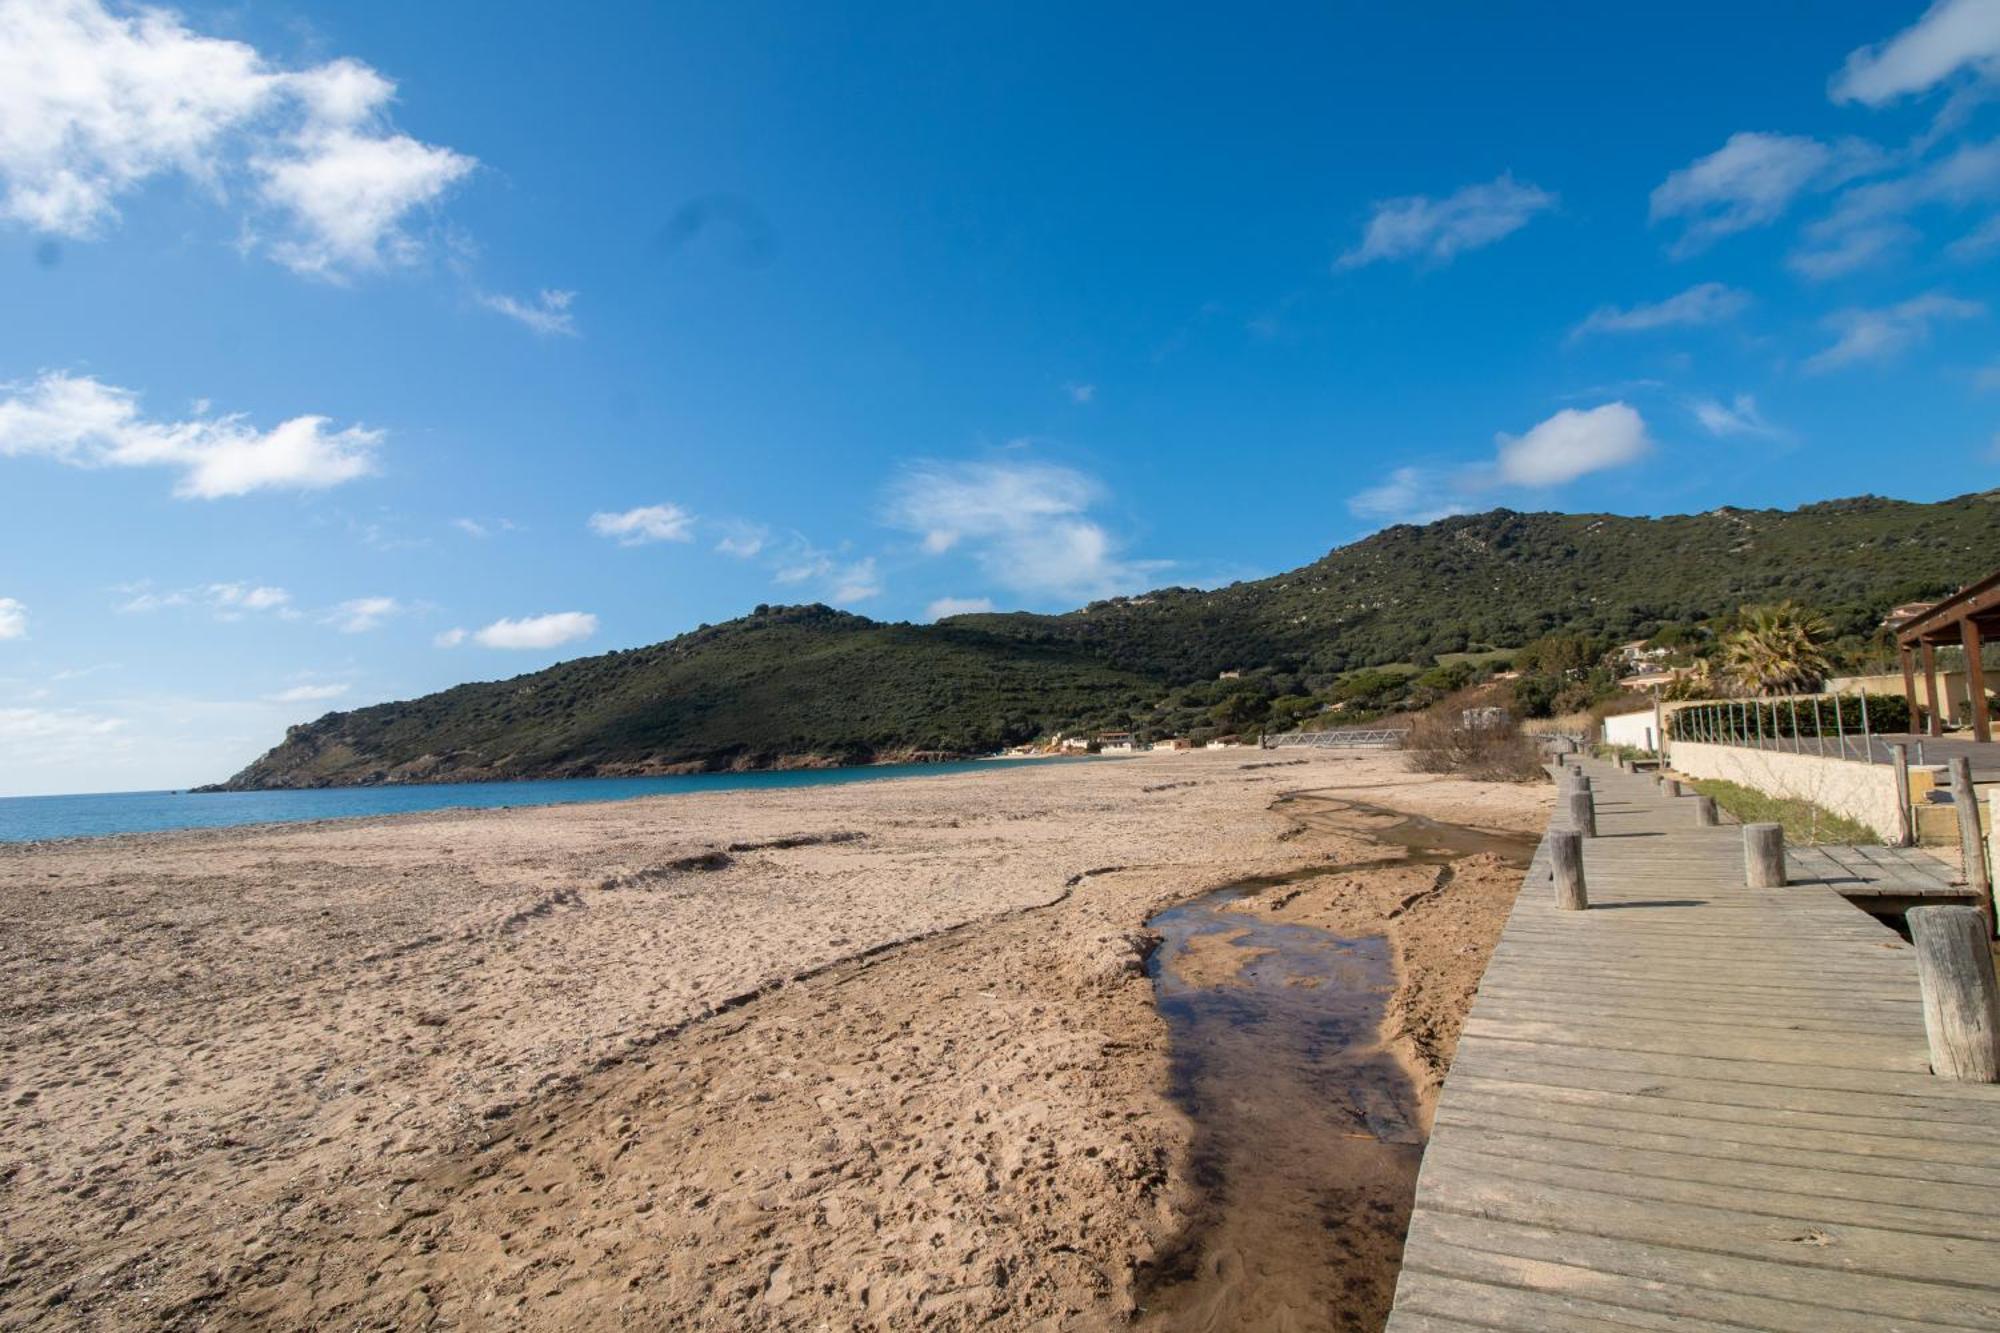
[{"x1": 0, "y1": 750, "x2": 1549, "y2": 1330}]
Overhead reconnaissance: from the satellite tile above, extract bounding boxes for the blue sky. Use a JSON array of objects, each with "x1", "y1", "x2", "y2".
[{"x1": 2, "y1": 1, "x2": 1999, "y2": 795}]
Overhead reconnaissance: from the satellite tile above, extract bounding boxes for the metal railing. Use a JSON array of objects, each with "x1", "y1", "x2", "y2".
[
  {"x1": 1667, "y1": 694, "x2": 1919, "y2": 765},
  {"x1": 1264, "y1": 727, "x2": 1409, "y2": 750}
]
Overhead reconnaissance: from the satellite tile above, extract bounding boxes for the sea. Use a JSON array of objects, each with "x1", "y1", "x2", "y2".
[{"x1": 0, "y1": 758, "x2": 1048, "y2": 844}]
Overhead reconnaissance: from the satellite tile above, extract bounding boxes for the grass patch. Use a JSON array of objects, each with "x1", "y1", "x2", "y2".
[{"x1": 1685, "y1": 778, "x2": 1882, "y2": 846}]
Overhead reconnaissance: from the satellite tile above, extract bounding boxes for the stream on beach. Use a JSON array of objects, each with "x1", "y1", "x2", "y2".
[{"x1": 1136, "y1": 795, "x2": 1537, "y2": 1331}]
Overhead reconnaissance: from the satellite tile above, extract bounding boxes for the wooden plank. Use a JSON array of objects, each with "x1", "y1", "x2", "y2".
[{"x1": 1386, "y1": 756, "x2": 2000, "y2": 1330}]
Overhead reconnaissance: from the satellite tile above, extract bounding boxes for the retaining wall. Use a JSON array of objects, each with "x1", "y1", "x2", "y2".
[{"x1": 1665, "y1": 741, "x2": 1905, "y2": 841}]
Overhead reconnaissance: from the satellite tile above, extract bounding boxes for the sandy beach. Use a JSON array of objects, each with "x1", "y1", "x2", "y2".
[{"x1": 0, "y1": 749, "x2": 1549, "y2": 1331}]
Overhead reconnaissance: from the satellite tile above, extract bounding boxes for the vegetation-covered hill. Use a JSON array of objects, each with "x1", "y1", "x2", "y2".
[
  {"x1": 952, "y1": 491, "x2": 2000, "y2": 682},
  {"x1": 213, "y1": 491, "x2": 2000, "y2": 788}
]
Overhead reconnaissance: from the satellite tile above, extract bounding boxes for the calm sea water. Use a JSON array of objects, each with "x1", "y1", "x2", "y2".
[{"x1": 0, "y1": 758, "x2": 1049, "y2": 844}]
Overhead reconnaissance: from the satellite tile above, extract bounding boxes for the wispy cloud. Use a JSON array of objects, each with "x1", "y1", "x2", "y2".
[
  {"x1": 326, "y1": 596, "x2": 401, "y2": 633},
  {"x1": 886, "y1": 459, "x2": 1167, "y2": 602},
  {"x1": 1064, "y1": 382, "x2": 1096, "y2": 404},
  {"x1": 265, "y1": 682, "x2": 348, "y2": 704},
  {"x1": 0, "y1": 597, "x2": 24, "y2": 640},
  {"x1": 1650, "y1": 132, "x2": 1882, "y2": 256},
  {"x1": 1689, "y1": 393, "x2": 1785, "y2": 439},
  {"x1": 438, "y1": 611, "x2": 598, "y2": 650},
  {"x1": 1346, "y1": 467, "x2": 1470, "y2": 526},
  {"x1": 1338, "y1": 173, "x2": 1556, "y2": 268},
  {"x1": 1790, "y1": 138, "x2": 2000, "y2": 278},
  {"x1": 0, "y1": 372, "x2": 379, "y2": 499},
  {"x1": 926, "y1": 596, "x2": 996, "y2": 621},
  {"x1": 589, "y1": 502, "x2": 696, "y2": 546},
  {"x1": 713, "y1": 520, "x2": 768, "y2": 559},
  {"x1": 118, "y1": 581, "x2": 295, "y2": 619},
  {"x1": 1804, "y1": 292, "x2": 1985, "y2": 372},
  {"x1": 1569, "y1": 282, "x2": 1750, "y2": 341},
  {"x1": 0, "y1": 0, "x2": 474, "y2": 277},
  {"x1": 1832, "y1": 0, "x2": 2000, "y2": 106},
  {"x1": 478, "y1": 288, "x2": 578, "y2": 336}
]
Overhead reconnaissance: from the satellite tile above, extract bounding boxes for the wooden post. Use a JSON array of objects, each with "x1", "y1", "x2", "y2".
[
  {"x1": 1654, "y1": 694, "x2": 1666, "y2": 763},
  {"x1": 1908, "y1": 905, "x2": 2000, "y2": 1082},
  {"x1": 1923, "y1": 641, "x2": 1944, "y2": 737},
  {"x1": 1901, "y1": 644, "x2": 1920, "y2": 736},
  {"x1": 1891, "y1": 742, "x2": 1914, "y2": 847},
  {"x1": 1963, "y1": 617, "x2": 1991, "y2": 744},
  {"x1": 1551, "y1": 830, "x2": 1587, "y2": 910},
  {"x1": 1695, "y1": 794, "x2": 1719, "y2": 826},
  {"x1": 1664, "y1": 778, "x2": 1683, "y2": 797},
  {"x1": 1744, "y1": 823, "x2": 1786, "y2": 888},
  {"x1": 1949, "y1": 757, "x2": 1993, "y2": 936},
  {"x1": 1566, "y1": 789, "x2": 1597, "y2": 838}
]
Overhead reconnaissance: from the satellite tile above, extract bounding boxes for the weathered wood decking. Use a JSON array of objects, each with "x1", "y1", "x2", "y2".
[{"x1": 1385, "y1": 758, "x2": 2000, "y2": 1331}]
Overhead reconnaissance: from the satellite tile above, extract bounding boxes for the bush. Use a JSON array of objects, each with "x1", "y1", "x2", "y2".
[{"x1": 1405, "y1": 690, "x2": 1547, "y2": 783}]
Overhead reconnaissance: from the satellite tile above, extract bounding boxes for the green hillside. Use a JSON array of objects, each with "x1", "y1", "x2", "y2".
[{"x1": 212, "y1": 491, "x2": 2000, "y2": 789}]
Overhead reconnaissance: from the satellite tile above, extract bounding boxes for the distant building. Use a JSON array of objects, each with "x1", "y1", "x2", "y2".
[
  {"x1": 1056, "y1": 733, "x2": 1091, "y2": 753},
  {"x1": 1617, "y1": 639, "x2": 1668, "y2": 667},
  {"x1": 1217, "y1": 670, "x2": 1241, "y2": 680},
  {"x1": 1884, "y1": 601, "x2": 1937, "y2": 629},
  {"x1": 1097, "y1": 731, "x2": 1137, "y2": 754},
  {"x1": 1206, "y1": 734, "x2": 1242, "y2": 750},
  {"x1": 1154, "y1": 737, "x2": 1191, "y2": 751}
]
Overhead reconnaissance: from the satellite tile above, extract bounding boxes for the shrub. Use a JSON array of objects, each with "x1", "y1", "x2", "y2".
[{"x1": 1405, "y1": 690, "x2": 1546, "y2": 783}]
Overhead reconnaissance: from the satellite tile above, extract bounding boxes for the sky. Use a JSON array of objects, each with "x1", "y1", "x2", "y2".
[{"x1": 2, "y1": 1, "x2": 1999, "y2": 795}]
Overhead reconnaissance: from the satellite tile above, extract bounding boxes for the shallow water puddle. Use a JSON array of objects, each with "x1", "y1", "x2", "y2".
[{"x1": 1136, "y1": 797, "x2": 1535, "y2": 1331}]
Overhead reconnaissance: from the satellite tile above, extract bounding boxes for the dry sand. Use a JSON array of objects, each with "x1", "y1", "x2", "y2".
[{"x1": 0, "y1": 749, "x2": 1551, "y2": 1331}]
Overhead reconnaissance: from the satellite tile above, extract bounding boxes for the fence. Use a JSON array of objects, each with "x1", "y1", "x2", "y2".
[
  {"x1": 1666, "y1": 693, "x2": 1916, "y2": 766},
  {"x1": 1264, "y1": 727, "x2": 1408, "y2": 750}
]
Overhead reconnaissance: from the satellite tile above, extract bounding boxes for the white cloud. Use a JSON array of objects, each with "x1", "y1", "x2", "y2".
[
  {"x1": 1790, "y1": 138, "x2": 2000, "y2": 278},
  {"x1": 478, "y1": 288, "x2": 578, "y2": 337},
  {"x1": 1833, "y1": 0, "x2": 2000, "y2": 105},
  {"x1": 470, "y1": 611, "x2": 597, "y2": 650},
  {"x1": 114, "y1": 581, "x2": 294, "y2": 618},
  {"x1": 265, "y1": 682, "x2": 347, "y2": 703},
  {"x1": 1650, "y1": 132, "x2": 1881, "y2": 255},
  {"x1": 0, "y1": 597, "x2": 24, "y2": 640},
  {"x1": 1804, "y1": 292, "x2": 1985, "y2": 372},
  {"x1": 1951, "y1": 211, "x2": 2000, "y2": 257},
  {"x1": 0, "y1": 372, "x2": 379, "y2": 498},
  {"x1": 452, "y1": 517, "x2": 488, "y2": 538},
  {"x1": 1689, "y1": 393, "x2": 1784, "y2": 439},
  {"x1": 433, "y1": 627, "x2": 466, "y2": 648},
  {"x1": 1492, "y1": 403, "x2": 1653, "y2": 487},
  {"x1": 926, "y1": 596, "x2": 996, "y2": 621},
  {"x1": 714, "y1": 521, "x2": 768, "y2": 559},
  {"x1": 589, "y1": 502, "x2": 696, "y2": 546},
  {"x1": 0, "y1": 1, "x2": 474, "y2": 277},
  {"x1": 1569, "y1": 282, "x2": 1750, "y2": 340},
  {"x1": 1064, "y1": 382, "x2": 1096, "y2": 404},
  {"x1": 0, "y1": 705, "x2": 122, "y2": 742},
  {"x1": 1977, "y1": 357, "x2": 2000, "y2": 390},
  {"x1": 327, "y1": 596, "x2": 400, "y2": 633},
  {"x1": 886, "y1": 459, "x2": 1167, "y2": 602},
  {"x1": 1346, "y1": 467, "x2": 1470, "y2": 526},
  {"x1": 829, "y1": 558, "x2": 881, "y2": 604},
  {"x1": 1338, "y1": 173, "x2": 1555, "y2": 268}
]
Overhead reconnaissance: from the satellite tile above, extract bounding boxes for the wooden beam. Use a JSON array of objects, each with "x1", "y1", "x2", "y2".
[
  {"x1": 1901, "y1": 644, "x2": 1920, "y2": 734},
  {"x1": 1964, "y1": 616, "x2": 1992, "y2": 745},
  {"x1": 1923, "y1": 640, "x2": 1944, "y2": 736}
]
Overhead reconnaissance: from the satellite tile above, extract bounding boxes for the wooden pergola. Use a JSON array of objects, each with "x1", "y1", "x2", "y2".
[{"x1": 1895, "y1": 568, "x2": 2000, "y2": 742}]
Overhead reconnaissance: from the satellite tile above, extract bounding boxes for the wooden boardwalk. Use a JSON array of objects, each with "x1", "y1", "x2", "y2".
[{"x1": 1385, "y1": 758, "x2": 2000, "y2": 1332}]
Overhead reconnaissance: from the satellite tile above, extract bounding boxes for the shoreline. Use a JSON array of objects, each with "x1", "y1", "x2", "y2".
[{"x1": 0, "y1": 750, "x2": 1550, "y2": 1329}]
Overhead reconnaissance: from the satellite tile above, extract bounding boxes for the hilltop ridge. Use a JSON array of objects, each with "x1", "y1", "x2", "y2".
[{"x1": 211, "y1": 490, "x2": 2000, "y2": 789}]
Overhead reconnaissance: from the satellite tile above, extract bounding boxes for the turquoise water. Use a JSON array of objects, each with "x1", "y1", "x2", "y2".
[{"x1": 0, "y1": 759, "x2": 1048, "y2": 844}]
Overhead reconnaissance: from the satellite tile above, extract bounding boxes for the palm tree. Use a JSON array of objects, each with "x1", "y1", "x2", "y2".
[{"x1": 1719, "y1": 602, "x2": 1832, "y2": 696}]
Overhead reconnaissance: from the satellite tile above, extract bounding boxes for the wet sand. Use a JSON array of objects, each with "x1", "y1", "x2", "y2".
[{"x1": 0, "y1": 750, "x2": 1550, "y2": 1330}]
